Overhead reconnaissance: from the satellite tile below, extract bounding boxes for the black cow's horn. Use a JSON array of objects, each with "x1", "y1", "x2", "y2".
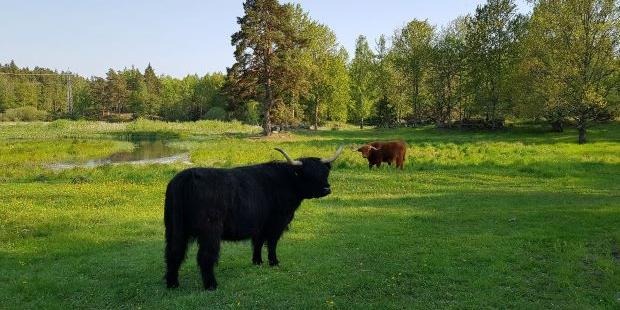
[
  {"x1": 274, "y1": 148, "x2": 303, "y2": 166},
  {"x1": 321, "y1": 145, "x2": 344, "y2": 163}
]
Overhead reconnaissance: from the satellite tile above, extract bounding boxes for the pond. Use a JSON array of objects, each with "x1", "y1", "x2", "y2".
[{"x1": 48, "y1": 140, "x2": 190, "y2": 170}]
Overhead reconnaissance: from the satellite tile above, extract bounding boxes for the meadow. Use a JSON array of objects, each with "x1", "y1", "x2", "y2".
[{"x1": 0, "y1": 119, "x2": 618, "y2": 309}]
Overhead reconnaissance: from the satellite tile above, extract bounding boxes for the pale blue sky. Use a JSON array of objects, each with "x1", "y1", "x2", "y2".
[{"x1": 0, "y1": 0, "x2": 530, "y2": 78}]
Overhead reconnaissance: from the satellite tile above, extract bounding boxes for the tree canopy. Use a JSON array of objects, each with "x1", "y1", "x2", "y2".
[{"x1": 2, "y1": 0, "x2": 619, "y2": 143}]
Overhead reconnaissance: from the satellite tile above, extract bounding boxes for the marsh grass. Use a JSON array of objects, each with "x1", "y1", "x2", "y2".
[{"x1": 0, "y1": 120, "x2": 618, "y2": 308}]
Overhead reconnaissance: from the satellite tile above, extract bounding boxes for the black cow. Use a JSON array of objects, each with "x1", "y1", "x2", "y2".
[{"x1": 164, "y1": 146, "x2": 344, "y2": 290}]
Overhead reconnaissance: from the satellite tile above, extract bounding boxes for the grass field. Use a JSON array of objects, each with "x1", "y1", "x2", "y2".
[{"x1": 1, "y1": 119, "x2": 619, "y2": 309}]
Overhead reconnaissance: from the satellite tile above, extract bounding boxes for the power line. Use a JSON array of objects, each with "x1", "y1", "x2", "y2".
[{"x1": 0, "y1": 72, "x2": 74, "y2": 76}]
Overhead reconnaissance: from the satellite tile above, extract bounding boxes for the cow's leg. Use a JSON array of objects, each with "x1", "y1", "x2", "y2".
[
  {"x1": 165, "y1": 233, "x2": 189, "y2": 288},
  {"x1": 252, "y1": 235, "x2": 265, "y2": 265},
  {"x1": 196, "y1": 226, "x2": 222, "y2": 291},
  {"x1": 267, "y1": 237, "x2": 280, "y2": 266}
]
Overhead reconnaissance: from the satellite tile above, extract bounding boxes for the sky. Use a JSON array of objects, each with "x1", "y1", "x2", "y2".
[{"x1": 0, "y1": 0, "x2": 530, "y2": 78}]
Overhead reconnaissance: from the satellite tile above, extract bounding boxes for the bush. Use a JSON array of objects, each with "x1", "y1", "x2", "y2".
[
  {"x1": 204, "y1": 106, "x2": 227, "y2": 121},
  {"x1": 244, "y1": 100, "x2": 261, "y2": 125},
  {"x1": 0, "y1": 106, "x2": 48, "y2": 121}
]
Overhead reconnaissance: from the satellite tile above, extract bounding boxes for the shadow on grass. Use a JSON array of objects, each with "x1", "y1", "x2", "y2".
[
  {"x1": 2, "y1": 183, "x2": 619, "y2": 308},
  {"x1": 293, "y1": 122, "x2": 620, "y2": 146}
]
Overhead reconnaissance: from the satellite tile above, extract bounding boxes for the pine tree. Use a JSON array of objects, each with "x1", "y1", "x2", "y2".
[
  {"x1": 105, "y1": 69, "x2": 129, "y2": 114},
  {"x1": 228, "y1": 0, "x2": 304, "y2": 135}
]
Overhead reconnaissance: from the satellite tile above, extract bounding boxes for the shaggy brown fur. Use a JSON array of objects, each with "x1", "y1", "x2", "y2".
[{"x1": 357, "y1": 141, "x2": 407, "y2": 169}]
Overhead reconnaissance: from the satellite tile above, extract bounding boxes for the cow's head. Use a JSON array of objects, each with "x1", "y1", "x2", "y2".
[
  {"x1": 356, "y1": 145, "x2": 379, "y2": 158},
  {"x1": 274, "y1": 146, "x2": 343, "y2": 199}
]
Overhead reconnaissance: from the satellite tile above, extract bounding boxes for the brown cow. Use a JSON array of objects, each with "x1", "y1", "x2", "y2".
[{"x1": 357, "y1": 141, "x2": 407, "y2": 169}]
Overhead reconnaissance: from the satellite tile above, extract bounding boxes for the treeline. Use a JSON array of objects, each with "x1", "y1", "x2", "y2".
[
  {"x1": 226, "y1": 0, "x2": 619, "y2": 142},
  {"x1": 0, "y1": 62, "x2": 227, "y2": 122},
  {"x1": 1, "y1": 0, "x2": 619, "y2": 143}
]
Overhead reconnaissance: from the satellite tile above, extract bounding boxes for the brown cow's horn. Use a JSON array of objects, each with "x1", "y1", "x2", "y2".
[
  {"x1": 369, "y1": 146, "x2": 379, "y2": 151},
  {"x1": 274, "y1": 148, "x2": 303, "y2": 166},
  {"x1": 321, "y1": 145, "x2": 345, "y2": 163}
]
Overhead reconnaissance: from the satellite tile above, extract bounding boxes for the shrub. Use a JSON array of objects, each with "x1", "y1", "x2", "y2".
[
  {"x1": 204, "y1": 106, "x2": 227, "y2": 121},
  {"x1": 0, "y1": 106, "x2": 49, "y2": 122},
  {"x1": 244, "y1": 100, "x2": 261, "y2": 125}
]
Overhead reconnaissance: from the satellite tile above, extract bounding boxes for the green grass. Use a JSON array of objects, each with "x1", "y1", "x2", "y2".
[{"x1": 0, "y1": 120, "x2": 618, "y2": 309}]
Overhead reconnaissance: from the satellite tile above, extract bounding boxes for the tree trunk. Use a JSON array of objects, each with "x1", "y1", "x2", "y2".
[
  {"x1": 262, "y1": 81, "x2": 273, "y2": 136},
  {"x1": 262, "y1": 105, "x2": 271, "y2": 136},
  {"x1": 314, "y1": 101, "x2": 319, "y2": 130},
  {"x1": 550, "y1": 120, "x2": 564, "y2": 132},
  {"x1": 578, "y1": 125, "x2": 586, "y2": 144},
  {"x1": 360, "y1": 117, "x2": 364, "y2": 130},
  {"x1": 262, "y1": 46, "x2": 274, "y2": 136},
  {"x1": 413, "y1": 82, "x2": 419, "y2": 126}
]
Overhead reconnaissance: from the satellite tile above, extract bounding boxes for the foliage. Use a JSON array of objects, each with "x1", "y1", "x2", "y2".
[
  {"x1": 393, "y1": 19, "x2": 435, "y2": 125},
  {"x1": 1, "y1": 0, "x2": 618, "y2": 144},
  {"x1": 349, "y1": 35, "x2": 377, "y2": 128},
  {"x1": 0, "y1": 106, "x2": 48, "y2": 121},
  {"x1": 521, "y1": 0, "x2": 620, "y2": 143},
  {"x1": 0, "y1": 63, "x2": 227, "y2": 123},
  {"x1": 204, "y1": 106, "x2": 227, "y2": 121},
  {"x1": 464, "y1": 0, "x2": 525, "y2": 128},
  {"x1": 291, "y1": 5, "x2": 350, "y2": 129},
  {"x1": 227, "y1": 0, "x2": 305, "y2": 135},
  {"x1": 428, "y1": 19, "x2": 468, "y2": 127}
]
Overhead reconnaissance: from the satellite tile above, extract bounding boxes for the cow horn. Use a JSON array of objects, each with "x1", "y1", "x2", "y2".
[
  {"x1": 321, "y1": 145, "x2": 345, "y2": 163},
  {"x1": 369, "y1": 146, "x2": 379, "y2": 151},
  {"x1": 274, "y1": 148, "x2": 303, "y2": 166}
]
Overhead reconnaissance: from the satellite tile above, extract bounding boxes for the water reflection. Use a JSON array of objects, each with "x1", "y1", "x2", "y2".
[
  {"x1": 108, "y1": 140, "x2": 179, "y2": 162},
  {"x1": 48, "y1": 140, "x2": 190, "y2": 170}
]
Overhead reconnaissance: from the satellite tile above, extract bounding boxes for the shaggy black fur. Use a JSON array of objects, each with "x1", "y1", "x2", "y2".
[{"x1": 164, "y1": 157, "x2": 334, "y2": 290}]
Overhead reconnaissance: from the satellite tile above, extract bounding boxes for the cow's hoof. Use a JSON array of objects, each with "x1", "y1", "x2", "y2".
[
  {"x1": 268, "y1": 260, "x2": 279, "y2": 267},
  {"x1": 252, "y1": 259, "x2": 263, "y2": 265},
  {"x1": 204, "y1": 283, "x2": 217, "y2": 291},
  {"x1": 166, "y1": 281, "x2": 179, "y2": 289}
]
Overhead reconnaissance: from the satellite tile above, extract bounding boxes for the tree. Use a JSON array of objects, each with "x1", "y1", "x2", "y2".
[
  {"x1": 143, "y1": 63, "x2": 162, "y2": 117},
  {"x1": 373, "y1": 35, "x2": 398, "y2": 126},
  {"x1": 325, "y1": 48, "x2": 350, "y2": 123},
  {"x1": 89, "y1": 77, "x2": 108, "y2": 118},
  {"x1": 229, "y1": 0, "x2": 305, "y2": 135},
  {"x1": 429, "y1": 20, "x2": 467, "y2": 127},
  {"x1": 123, "y1": 67, "x2": 149, "y2": 117},
  {"x1": 14, "y1": 81, "x2": 39, "y2": 108},
  {"x1": 464, "y1": 0, "x2": 524, "y2": 128},
  {"x1": 105, "y1": 69, "x2": 129, "y2": 114},
  {"x1": 525, "y1": 0, "x2": 619, "y2": 143},
  {"x1": 0, "y1": 76, "x2": 16, "y2": 111},
  {"x1": 349, "y1": 35, "x2": 376, "y2": 129},
  {"x1": 291, "y1": 6, "x2": 350, "y2": 129},
  {"x1": 393, "y1": 19, "x2": 435, "y2": 125},
  {"x1": 194, "y1": 73, "x2": 226, "y2": 120}
]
